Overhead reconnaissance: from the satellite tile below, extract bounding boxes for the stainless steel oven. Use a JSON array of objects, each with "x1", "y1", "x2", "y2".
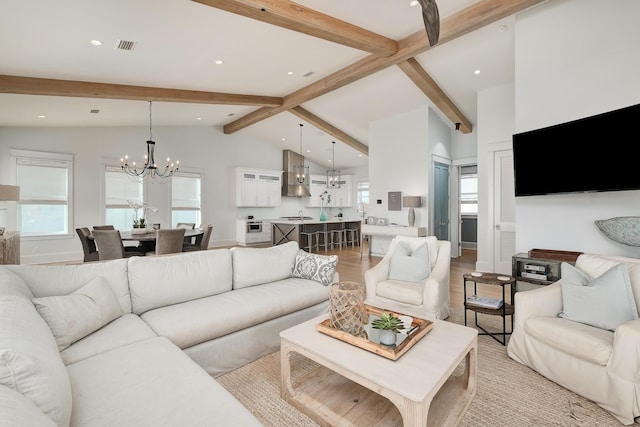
[{"x1": 246, "y1": 221, "x2": 262, "y2": 233}]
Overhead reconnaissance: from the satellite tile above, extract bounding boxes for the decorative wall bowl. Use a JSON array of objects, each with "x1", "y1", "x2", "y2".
[{"x1": 594, "y1": 216, "x2": 640, "y2": 247}]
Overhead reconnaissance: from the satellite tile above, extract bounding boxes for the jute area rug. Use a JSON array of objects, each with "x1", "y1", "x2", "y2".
[{"x1": 217, "y1": 309, "x2": 638, "y2": 426}]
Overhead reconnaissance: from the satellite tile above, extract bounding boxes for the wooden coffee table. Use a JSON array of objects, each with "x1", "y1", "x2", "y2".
[{"x1": 280, "y1": 313, "x2": 478, "y2": 427}]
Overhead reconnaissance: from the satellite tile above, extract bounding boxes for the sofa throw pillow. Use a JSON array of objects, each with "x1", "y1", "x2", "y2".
[
  {"x1": 387, "y1": 241, "x2": 431, "y2": 283},
  {"x1": 32, "y1": 276, "x2": 124, "y2": 351},
  {"x1": 559, "y1": 262, "x2": 639, "y2": 331},
  {"x1": 291, "y1": 250, "x2": 338, "y2": 286}
]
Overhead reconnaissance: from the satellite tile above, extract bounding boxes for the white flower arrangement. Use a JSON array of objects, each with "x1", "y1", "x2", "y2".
[
  {"x1": 127, "y1": 200, "x2": 158, "y2": 228},
  {"x1": 319, "y1": 190, "x2": 331, "y2": 208}
]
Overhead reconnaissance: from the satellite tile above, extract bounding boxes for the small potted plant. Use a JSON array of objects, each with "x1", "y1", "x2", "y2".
[{"x1": 372, "y1": 312, "x2": 404, "y2": 345}]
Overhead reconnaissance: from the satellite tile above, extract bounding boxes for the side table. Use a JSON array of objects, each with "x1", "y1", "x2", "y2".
[{"x1": 462, "y1": 272, "x2": 515, "y2": 346}]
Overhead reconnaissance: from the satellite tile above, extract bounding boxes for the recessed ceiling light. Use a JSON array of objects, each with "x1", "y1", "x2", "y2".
[
  {"x1": 474, "y1": 69, "x2": 481, "y2": 75},
  {"x1": 409, "y1": 0, "x2": 419, "y2": 6},
  {"x1": 306, "y1": 149, "x2": 310, "y2": 153},
  {"x1": 287, "y1": 71, "x2": 294, "y2": 75},
  {"x1": 196, "y1": 117, "x2": 202, "y2": 121},
  {"x1": 215, "y1": 60, "x2": 223, "y2": 65},
  {"x1": 90, "y1": 39, "x2": 102, "y2": 46},
  {"x1": 498, "y1": 25, "x2": 507, "y2": 33},
  {"x1": 359, "y1": 154, "x2": 363, "y2": 157},
  {"x1": 281, "y1": 137, "x2": 286, "y2": 141},
  {"x1": 37, "y1": 115, "x2": 46, "y2": 118}
]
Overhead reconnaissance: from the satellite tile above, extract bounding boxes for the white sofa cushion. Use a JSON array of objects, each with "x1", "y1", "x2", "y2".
[
  {"x1": 388, "y1": 235, "x2": 438, "y2": 269},
  {"x1": 388, "y1": 241, "x2": 430, "y2": 283},
  {"x1": 66, "y1": 337, "x2": 262, "y2": 426},
  {"x1": 141, "y1": 277, "x2": 329, "y2": 349},
  {"x1": 32, "y1": 276, "x2": 123, "y2": 351},
  {"x1": 0, "y1": 385, "x2": 57, "y2": 426},
  {"x1": 291, "y1": 250, "x2": 338, "y2": 286},
  {"x1": 376, "y1": 279, "x2": 424, "y2": 305},
  {"x1": 61, "y1": 313, "x2": 157, "y2": 365},
  {"x1": 525, "y1": 316, "x2": 614, "y2": 365},
  {"x1": 128, "y1": 249, "x2": 233, "y2": 315},
  {"x1": 6, "y1": 259, "x2": 131, "y2": 314},
  {"x1": 0, "y1": 268, "x2": 34, "y2": 300},
  {"x1": 231, "y1": 241, "x2": 299, "y2": 289},
  {"x1": 0, "y1": 297, "x2": 72, "y2": 427},
  {"x1": 560, "y1": 262, "x2": 638, "y2": 331},
  {"x1": 576, "y1": 253, "x2": 640, "y2": 317}
]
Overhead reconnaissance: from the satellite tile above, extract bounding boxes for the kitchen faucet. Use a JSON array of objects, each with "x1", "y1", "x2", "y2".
[{"x1": 298, "y1": 210, "x2": 303, "y2": 221}]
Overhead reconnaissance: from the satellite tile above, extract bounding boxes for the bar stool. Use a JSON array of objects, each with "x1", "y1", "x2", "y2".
[
  {"x1": 315, "y1": 229, "x2": 330, "y2": 252},
  {"x1": 299, "y1": 231, "x2": 316, "y2": 253},
  {"x1": 345, "y1": 226, "x2": 359, "y2": 248},
  {"x1": 328, "y1": 226, "x2": 346, "y2": 249}
]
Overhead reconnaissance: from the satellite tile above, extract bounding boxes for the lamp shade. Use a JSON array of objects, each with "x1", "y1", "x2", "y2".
[
  {"x1": 0, "y1": 185, "x2": 19, "y2": 201},
  {"x1": 403, "y1": 196, "x2": 422, "y2": 208}
]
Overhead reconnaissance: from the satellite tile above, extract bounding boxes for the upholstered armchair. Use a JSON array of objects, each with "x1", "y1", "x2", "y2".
[
  {"x1": 508, "y1": 253, "x2": 640, "y2": 425},
  {"x1": 364, "y1": 235, "x2": 451, "y2": 321}
]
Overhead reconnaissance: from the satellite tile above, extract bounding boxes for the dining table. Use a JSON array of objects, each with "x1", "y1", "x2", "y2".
[{"x1": 92, "y1": 228, "x2": 205, "y2": 253}]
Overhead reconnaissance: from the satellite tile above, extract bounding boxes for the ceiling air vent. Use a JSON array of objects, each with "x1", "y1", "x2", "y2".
[
  {"x1": 115, "y1": 39, "x2": 136, "y2": 51},
  {"x1": 90, "y1": 109, "x2": 100, "y2": 114}
]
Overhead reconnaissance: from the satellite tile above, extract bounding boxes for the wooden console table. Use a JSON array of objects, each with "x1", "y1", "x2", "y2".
[
  {"x1": 0, "y1": 231, "x2": 20, "y2": 264},
  {"x1": 360, "y1": 224, "x2": 427, "y2": 257}
]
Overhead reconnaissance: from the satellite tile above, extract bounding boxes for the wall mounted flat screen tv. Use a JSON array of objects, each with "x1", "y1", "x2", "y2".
[{"x1": 512, "y1": 103, "x2": 640, "y2": 197}]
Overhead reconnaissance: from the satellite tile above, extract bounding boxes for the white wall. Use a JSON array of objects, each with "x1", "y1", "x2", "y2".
[
  {"x1": 367, "y1": 106, "x2": 454, "y2": 255},
  {"x1": 0, "y1": 125, "x2": 363, "y2": 263},
  {"x1": 369, "y1": 107, "x2": 430, "y2": 228},
  {"x1": 513, "y1": 0, "x2": 640, "y2": 258}
]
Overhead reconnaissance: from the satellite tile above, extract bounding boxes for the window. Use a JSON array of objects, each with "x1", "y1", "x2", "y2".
[
  {"x1": 104, "y1": 165, "x2": 143, "y2": 230},
  {"x1": 12, "y1": 150, "x2": 73, "y2": 237},
  {"x1": 356, "y1": 181, "x2": 369, "y2": 207},
  {"x1": 171, "y1": 172, "x2": 201, "y2": 227},
  {"x1": 460, "y1": 166, "x2": 478, "y2": 215}
]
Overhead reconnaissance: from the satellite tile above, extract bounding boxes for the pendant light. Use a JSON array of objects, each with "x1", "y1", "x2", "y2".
[
  {"x1": 121, "y1": 101, "x2": 179, "y2": 182},
  {"x1": 294, "y1": 123, "x2": 309, "y2": 185},
  {"x1": 326, "y1": 141, "x2": 341, "y2": 189}
]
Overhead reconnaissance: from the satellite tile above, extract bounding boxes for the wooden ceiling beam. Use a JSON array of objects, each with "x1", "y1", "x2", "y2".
[
  {"x1": 289, "y1": 106, "x2": 368, "y2": 156},
  {"x1": 397, "y1": 58, "x2": 472, "y2": 133},
  {"x1": 192, "y1": 0, "x2": 398, "y2": 56},
  {"x1": 0, "y1": 75, "x2": 282, "y2": 107},
  {"x1": 224, "y1": 0, "x2": 547, "y2": 134}
]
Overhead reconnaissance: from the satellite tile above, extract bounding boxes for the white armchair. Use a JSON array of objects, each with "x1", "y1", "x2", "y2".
[
  {"x1": 507, "y1": 253, "x2": 640, "y2": 425},
  {"x1": 364, "y1": 235, "x2": 450, "y2": 321}
]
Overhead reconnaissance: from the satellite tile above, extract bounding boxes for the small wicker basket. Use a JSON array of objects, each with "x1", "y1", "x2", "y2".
[{"x1": 329, "y1": 281, "x2": 367, "y2": 336}]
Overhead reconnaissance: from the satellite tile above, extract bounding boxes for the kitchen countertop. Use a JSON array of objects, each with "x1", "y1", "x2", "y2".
[{"x1": 269, "y1": 218, "x2": 362, "y2": 225}]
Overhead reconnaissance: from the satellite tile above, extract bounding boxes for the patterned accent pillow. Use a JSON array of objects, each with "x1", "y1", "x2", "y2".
[{"x1": 291, "y1": 250, "x2": 338, "y2": 286}]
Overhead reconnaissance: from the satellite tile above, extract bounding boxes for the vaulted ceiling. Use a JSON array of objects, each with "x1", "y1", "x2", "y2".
[{"x1": 0, "y1": 0, "x2": 547, "y2": 169}]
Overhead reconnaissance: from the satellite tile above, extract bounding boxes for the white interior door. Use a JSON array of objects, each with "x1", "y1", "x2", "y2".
[{"x1": 493, "y1": 150, "x2": 516, "y2": 274}]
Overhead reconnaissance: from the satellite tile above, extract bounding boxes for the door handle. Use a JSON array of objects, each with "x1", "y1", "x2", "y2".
[{"x1": 495, "y1": 224, "x2": 501, "y2": 230}]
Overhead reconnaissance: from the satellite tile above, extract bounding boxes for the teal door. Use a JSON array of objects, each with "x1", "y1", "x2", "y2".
[{"x1": 433, "y1": 162, "x2": 449, "y2": 241}]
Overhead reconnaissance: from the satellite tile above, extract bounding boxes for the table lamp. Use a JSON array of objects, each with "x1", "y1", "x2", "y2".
[
  {"x1": 403, "y1": 196, "x2": 422, "y2": 227},
  {"x1": 0, "y1": 185, "x2": 20, "y2": 235}
]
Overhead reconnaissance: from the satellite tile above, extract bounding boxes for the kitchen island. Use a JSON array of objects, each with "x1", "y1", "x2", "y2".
[{"x1": 271, "y1": 218, "x2": 361, "y2": 251}]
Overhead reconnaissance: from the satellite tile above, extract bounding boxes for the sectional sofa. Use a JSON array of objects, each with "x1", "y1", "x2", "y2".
[{"x1": 0, "y1": 241, "x2": 337, "y2": 426}]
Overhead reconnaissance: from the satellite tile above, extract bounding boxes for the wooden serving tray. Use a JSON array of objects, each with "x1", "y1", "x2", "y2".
[
  {"x1": 316, "y1": 305, "x2": 433, "y2": 360},
  {"x1": 528, "y1": 248, "x2": 583, "y2": 263}
]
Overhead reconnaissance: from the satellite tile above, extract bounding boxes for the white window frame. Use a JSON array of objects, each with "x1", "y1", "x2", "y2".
[
  {"x1": 356, "y1": 181, "x2": 369, "y2": 208},
  {"x1": 170, "y1": 171, "x2": 202, "y2": 228},
  {"x1": 103, "y1": 164, "x2": 145, "y2": 230},
  {"x1": 460, "y1": 173, "x2": 478, "y2": 215},
  {"x1": 10, "y1": 149, "x2": 74, "y2": 240}
]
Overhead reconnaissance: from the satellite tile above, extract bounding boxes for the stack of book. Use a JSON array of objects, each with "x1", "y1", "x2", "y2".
[
  {"x1": 520, "y1": 263, "x2": 548, "y2": 281},
  {"x1": 465, "y1": 295, "x2": 503, "y2": 309}
]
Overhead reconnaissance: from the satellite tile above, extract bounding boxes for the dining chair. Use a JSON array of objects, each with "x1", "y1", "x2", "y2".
[
  {"x1": 92, "y1": 225, "x2": 115, "y2": 230},
  {"x1": 147, "y1": 228, "x2": 186, "y2": 256},
  {"x1": 93, "y1": 225, "x2": 144, "y2": 253},
  {"x1": 76, "y1": 227, "x2": 99, "y2": 262},
  {"x1": 183, "y1": 224, "x2": 212, "y2": 252},
  {"x1": 92, "y1": 230, "x2": 145, "y2": 260},
  {"x1": 176, "y1": 223, "x2": 195, "y2": 229}
]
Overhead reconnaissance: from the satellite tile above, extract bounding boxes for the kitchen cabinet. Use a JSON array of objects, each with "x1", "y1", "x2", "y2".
[
  {"x1": 235, "y1": 168, "x2": 282, "y2": 207},
  {"x1": 306, "y1": 174, "x2": 353, "y2": 208}
]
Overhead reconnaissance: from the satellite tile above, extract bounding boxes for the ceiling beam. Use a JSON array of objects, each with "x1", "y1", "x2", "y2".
[
  {"x1": 289, "y1": 106, "x2": 368, "y2": 156},
  {"x1": 397, "y1": 58, "x2": 472, "y2": 133},
  {"x1": 192, "y1": 0, "x2": 398, "y2": 56},
  {"x1": 223, "y1": 0, "x2": 547, "y2": 134},
  {"x1": 0, "y1": 75, "x2": 282, "y2": 107}
]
